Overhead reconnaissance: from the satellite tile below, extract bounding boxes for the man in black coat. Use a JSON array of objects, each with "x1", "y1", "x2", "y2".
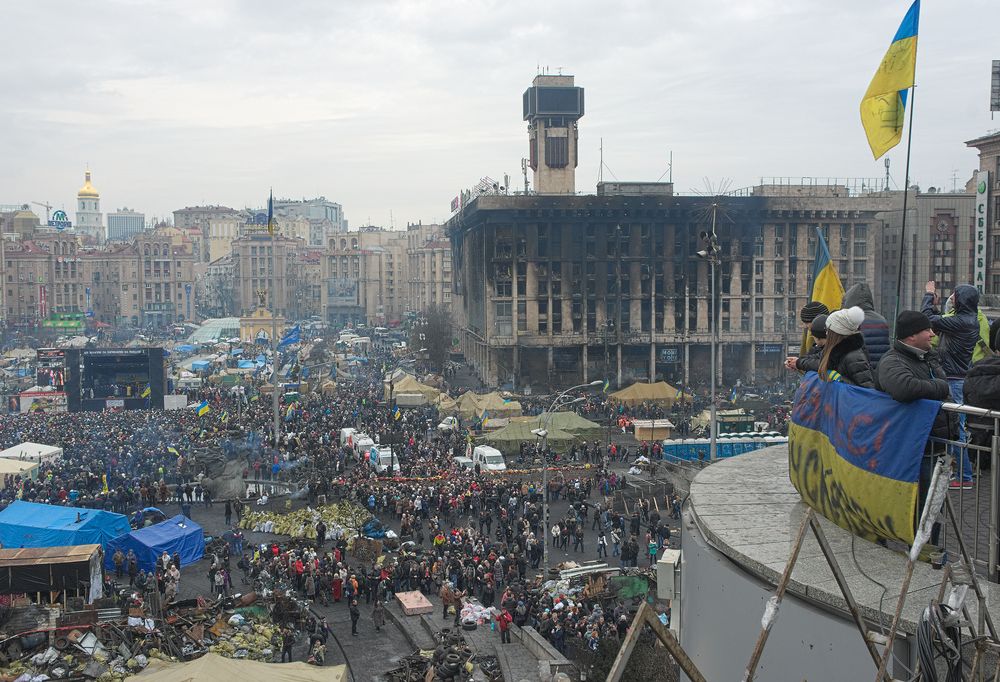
[{"x1": 876, "y1": 310, "x2": 954, "y2": 541}]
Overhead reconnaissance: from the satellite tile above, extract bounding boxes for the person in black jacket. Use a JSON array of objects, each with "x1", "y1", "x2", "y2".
[
  {"x1": 786, "y1": 314, "x2": 828, "y2": 374},
  {"x1": 843, "y1": 283, "x2": 890, "y2": 365},
  {"x1": 962, "y1": 318, "x2": 1000, "y2": 463},
  {"x1": 819, "y1": 307, "x2": 875, "y2": 388},
  {"x1": 876, "y1": 311, "x2": 956, "y2": 537},
  {"x1": 923, "y1": 281, "x2": 981, "y2": 486}
]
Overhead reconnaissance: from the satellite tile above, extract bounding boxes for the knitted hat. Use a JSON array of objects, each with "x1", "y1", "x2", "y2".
[
  {"x1": 810, "y1": 314, "x2": 828, "y2": 339},
  {"x1": 800, "y1": 301, "x2": 830, "y2": 324},
  {"x1": 895, "y1": 310, "x2": 931, "y2": 341},
  {"x1": 826, "y1": 306, "x2": 865, "y2": 336}
]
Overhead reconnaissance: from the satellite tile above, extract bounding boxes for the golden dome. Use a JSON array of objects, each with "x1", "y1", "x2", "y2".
[{"x1": 78, "y1": 170, "x2": 99, "y2": 198}]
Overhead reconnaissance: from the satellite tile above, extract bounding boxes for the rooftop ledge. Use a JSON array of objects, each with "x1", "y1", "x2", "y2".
[{"x1": 687, "y1": 445, "x2": 1000, "y2": 635}]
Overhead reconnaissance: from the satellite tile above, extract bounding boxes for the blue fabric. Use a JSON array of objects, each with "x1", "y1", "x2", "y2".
[
  {"x1": 0, "y1": 501, "x2": 130, "y2": 549},
  {"x1": 948, "y1": 378, "x2": 973, "y2": 482},
  {"x1": 104, "y1": 515, "x2": 205, "y2": 573},
  {"x1": 191, "y1": 360, "x2": 211, "y2": 371}
]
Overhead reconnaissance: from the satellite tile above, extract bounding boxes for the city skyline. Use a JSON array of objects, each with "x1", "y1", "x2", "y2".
[{"x1": 2, "y1": 0, "x2": 997, "y2": 227}]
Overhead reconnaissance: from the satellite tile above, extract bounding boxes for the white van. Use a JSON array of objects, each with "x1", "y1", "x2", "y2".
[
  {"x1": 339, "y1": 427, "x2": 357, "y2": 448},
  {"x1": 453, "y1": 456, "x2": 474, "y2": 471},
  {"x1": 472, "y1": 445, "x2": 507, "y2": 472},
  {"x1": 353, "y1": 434, "x2": 374, "y2": 459},
  {"x1": 369, "y1": 445, "x2": 400, "y2": 474}
]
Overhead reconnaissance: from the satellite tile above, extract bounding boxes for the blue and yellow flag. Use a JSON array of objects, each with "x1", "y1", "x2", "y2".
[
  {"x1": 788, "y1": 372, "x2": 939, "y2": 545},
  {"x1": 393, "y1": 406, "x2": 402, "y2": 421},
  {"x1": 860, "y1": 0, "x2": 919, "y2": 159},
  {"x1": 220, "y1": 410, "x2": 229, "y2": 423},
  {"x1": 196, "y1": 400, "x2": 210, "y2": 417},
  {"x1": 809, "y1": 226, "x2": 844, "y2": 314},
  {"x1": 141, "y1": 384, "x2": 152, "y2": 398},
  {"x1": 267, "y1": 189, "x2": 276, "y2": 235},
  {"x1": 602, "y1": 379, "x2": 610, "y2": 394}
]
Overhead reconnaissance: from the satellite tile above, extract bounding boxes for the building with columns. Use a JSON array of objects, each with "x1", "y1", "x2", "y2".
[
  {"x1": 448, "y1": 184, "x2": 897, "y2": 392},
  {"x1": 75, "y1": 170, "x2": 103, "y2": 244}
]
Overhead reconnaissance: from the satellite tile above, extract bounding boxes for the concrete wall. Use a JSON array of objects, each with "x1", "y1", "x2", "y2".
[{"x1": 679, "y1": 512, "x2": 909, "y2": 681}]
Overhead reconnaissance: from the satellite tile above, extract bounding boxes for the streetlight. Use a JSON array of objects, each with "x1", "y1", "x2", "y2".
[
  {"x1": 696, "y1": 204, "x2": 720, "y2": 462},
  {"x1": 531, "y1": 380, "x2": 603, "y2": 576}
]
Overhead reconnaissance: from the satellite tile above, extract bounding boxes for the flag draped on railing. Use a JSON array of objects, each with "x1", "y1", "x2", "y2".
[{"x1": 788, "y1": 372, "x2": 939, "y2": 545}]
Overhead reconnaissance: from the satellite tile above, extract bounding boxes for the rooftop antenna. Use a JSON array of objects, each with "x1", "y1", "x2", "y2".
[
  {"x1": 390, "y1": 210, "x2": 394, "y2": 229},
  {"x1": 884, "y1": 158, "x2": 891, "y2": 192},
  {"x1": 599, "y1": 138, "x2": 604, "y2": 184},
  {"x1": 656, "y1": 150, "x2": 674, "y2": 183},
  {"x1": 950, "y1": 169, "x2": 960, "y2": 193},
  {"x1": 521, "y1": 158, "x2": 529, "y2": 194}
]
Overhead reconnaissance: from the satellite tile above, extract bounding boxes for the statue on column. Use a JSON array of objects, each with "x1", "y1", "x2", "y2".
[{"x1": 256, "y1": 288, "x2": 267, "y2": 309}]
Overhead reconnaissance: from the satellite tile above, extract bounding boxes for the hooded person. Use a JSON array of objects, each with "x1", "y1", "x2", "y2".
[
  {"x1": 841, "y1": 283, "x2": 890, "y2": 365},
  {"x1": 922, "y1": 281, "x2": 982, "y2": 486},
  {"x1": 818, "y1": 306, "x2": 875, "y2": 388},
  {"x1": 961, "y1": 318, "x2": 1000, "y2": 467}
]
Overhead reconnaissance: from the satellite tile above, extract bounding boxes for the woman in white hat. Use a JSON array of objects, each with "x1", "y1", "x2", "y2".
[{"x1": 818, "y1": 306, "x2": 875, "y2": 388}]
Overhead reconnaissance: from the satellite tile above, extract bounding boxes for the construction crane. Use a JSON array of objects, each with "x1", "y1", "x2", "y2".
[{"x1": 31, "y1": 201, "x2": 52, "y2": 222}]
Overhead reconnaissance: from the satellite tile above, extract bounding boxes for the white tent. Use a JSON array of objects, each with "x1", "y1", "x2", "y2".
[{"x1": 0, "y1": 442, "x2": 63, "y2": 465}]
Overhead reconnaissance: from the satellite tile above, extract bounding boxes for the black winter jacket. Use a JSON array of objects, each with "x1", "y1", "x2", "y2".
[
  {"x1": 964, "y1": 356, "x2": 1000, "y2": 411},
  {"x1": 795, "y1": 342, "x2": 824, "y2": 373},
  {"x1": 824, "y1": 333, "x2": 875, "y2": 388},
  {"x1": 875, "y1": 340, "x2": 954, "y2": 441},
  {"x1": 922, "y1": 285, "x2": 980, "y2": 379},
  {"x1": 843, "y1": 283, "x2": 890, "y2": 365}
]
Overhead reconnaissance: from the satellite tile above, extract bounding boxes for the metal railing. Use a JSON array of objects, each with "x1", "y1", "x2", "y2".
[{"x1": 928, "y1": 402, "x2": 1000, "y2": 583}]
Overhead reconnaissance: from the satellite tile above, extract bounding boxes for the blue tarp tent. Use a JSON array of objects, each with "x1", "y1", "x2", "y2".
[
  {"x1": 237, "y1": 360, "x2": 256, "y2": 369},
  {"x1": 104, "y1": 515, "x2": 204, "y2": 573},
  {"x1": 0, "y1": 501, "x2": 130, "y2": 549},
  {"x1": 191, "y1": 360, "x2": 211, "y2": 372},
  {"x1": 175, "y1": 345, "x2": 195, "y2": 354}
]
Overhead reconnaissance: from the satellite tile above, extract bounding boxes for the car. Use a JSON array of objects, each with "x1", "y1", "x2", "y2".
[{"x1": 437, "y1": 416, "x2": 460, "y2": 432}]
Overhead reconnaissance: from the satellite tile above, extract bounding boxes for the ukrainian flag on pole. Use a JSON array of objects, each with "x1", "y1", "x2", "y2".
[
  {"x1": 196, "y1": 400, "x2": 210, "y2": 417},
  {"x1": 802, "y1": 227, "x2": 845, "y2": 354},
  {"x1": 860, "y1": 0, "x2": 920, "y2": 159}
]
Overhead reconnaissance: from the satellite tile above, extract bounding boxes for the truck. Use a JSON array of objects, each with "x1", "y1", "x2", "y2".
[
  {"x1": 369, "y1": 445, "x2": 400, "y2": 474},
  {"x1": 472, "y1": 445, "x2": 507, "y2": 472},
  {"x1": 353, "y1": 434, "x2": 375, "y2": 459}
]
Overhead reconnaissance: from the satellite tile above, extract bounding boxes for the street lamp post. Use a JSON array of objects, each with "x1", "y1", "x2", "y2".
[
  {"x1": 697, "y1": 205, "x2": 721, "y2": 462},
  {"x1": 532, "y1": 380, "x2": 603, "y2": 576}
]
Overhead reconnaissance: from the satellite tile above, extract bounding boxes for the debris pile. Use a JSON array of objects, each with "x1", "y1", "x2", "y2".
[
  {"x1": 239, "y1": 501, "x2": 371, "y2": 540},
  {"x1": 0, "y1": 589, "x2": 314, "y2": 682},
  {"x1": 385, "y1": 628, "x2": 484, "y2": 682}
]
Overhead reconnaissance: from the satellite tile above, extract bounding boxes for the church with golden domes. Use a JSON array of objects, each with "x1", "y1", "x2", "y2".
[{"x1": 75, "y1": 169, "x2": 104, "y2": 244}]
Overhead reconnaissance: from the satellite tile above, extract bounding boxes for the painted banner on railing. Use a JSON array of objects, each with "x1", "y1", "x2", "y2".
[{"x1": 788, "y1": 372, "x2": 940, "y2": 545}]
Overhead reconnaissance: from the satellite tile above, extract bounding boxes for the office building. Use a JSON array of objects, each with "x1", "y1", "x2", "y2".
[{"x1": 107, "y1": 208, "x2": 147, "y2": 243}]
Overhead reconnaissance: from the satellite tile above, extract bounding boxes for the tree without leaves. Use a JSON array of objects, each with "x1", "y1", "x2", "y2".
[{"x1": 411, "y1": 304, "x2": 452, "y2": 372}]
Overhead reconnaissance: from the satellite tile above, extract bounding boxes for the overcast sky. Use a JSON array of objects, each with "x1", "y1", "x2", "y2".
[{"x1": 2, "y1": 0, "x2": 997, "y2": 229}]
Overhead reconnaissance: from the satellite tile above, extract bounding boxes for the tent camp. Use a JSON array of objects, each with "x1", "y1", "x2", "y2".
[
  {"x1": 528, "y1": 411, "x2": 603, "y2": 438},
  {"x1": 485, "y1": 421, "x2": 578, "y2": 453},
  {"x1": 0, "y1": 442, "x2": 63, "y2": 465},
  {"x1": 105, "y1": 515, "x2": 204, "y2": 573},
  {"x1": 609, "y1": 381, "x2": 686, "y2": 407},
  {"x1": 135, "y1": 652, "x2": 347, "y2": 682},
  {"x1": 436, "y1": 393, "x2": 459, "y2": 415},
  {"x1": 0, "y1": 501, "x2": 130, "y2": 549}
]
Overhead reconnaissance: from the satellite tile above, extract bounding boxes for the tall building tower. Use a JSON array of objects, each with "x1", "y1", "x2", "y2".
[
  {"x1": 107, "y1": 207, "x2": 147, "y2": 242},
  {"x1": 75, "y1": 170, "x2": 104, "y2": 244},
  {"x1": 523, "y1": 74, "x2": 585, "y2": 194}
]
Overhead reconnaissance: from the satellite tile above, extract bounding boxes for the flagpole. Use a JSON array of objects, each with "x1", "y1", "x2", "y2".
[
  {"x1": 893, "y1": 86, "x2": 918, "y2": 334},
  {"x1": 269, "y1": 191, "x2": 281, "y2": 451}
]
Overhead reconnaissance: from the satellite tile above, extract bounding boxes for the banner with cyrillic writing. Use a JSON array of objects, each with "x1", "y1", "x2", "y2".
[{"x1": 788, "y1": 372, "x2": 939, "y2": 545}]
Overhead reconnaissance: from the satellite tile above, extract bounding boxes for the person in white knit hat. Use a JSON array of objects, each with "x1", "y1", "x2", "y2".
[{"x1": 818, "y1": 306, "x2": 875, "y2": 388}]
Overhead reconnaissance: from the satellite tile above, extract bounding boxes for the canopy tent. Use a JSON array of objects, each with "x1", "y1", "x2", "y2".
[
  {"x1": 0, "y1": 458, "x2": 41, "y2": 480},
  {"x1": 457, "y1": 391, "x2": 523, "y2": 420},
  {"x1": 609, "y1": 381, "x2": 685, "y2": 407},
  {"x1": 484, "y1": 420, "x2": 578, "y2": 453},
  {"x1": 135, "y1": 652, "x2": 347, "y2": 682},
  {"x1": 190, "y1": 360, "x2": 211, "y2": 372},
  {"x1": 436, "y1": 393, "x2": 459, "y2": 415},
  {"x1": 0, "y1": 442, "x2": 63, "y2": 464},
  {"x1": 0, "y1": 501, "x2": 130, "y2": 550},
  {"x1": 104, "y1": 515, "x2": 204, "y2": 574},
  {"x1": 390, "y1": 374, "x2": 441, "y2": 401},
  {"x1": 174, "y1": 344, "x2": 196, "y2": 354},
  {"x1": 530, "y1": 411, "x2": 603, "y2": 438}
]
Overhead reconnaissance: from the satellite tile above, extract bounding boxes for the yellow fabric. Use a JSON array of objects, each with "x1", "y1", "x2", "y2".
[
  {"x1": 608, "y1": 381, "x2": 679, "y2": 407},
  {"x1": 135, "y1": 653, "x2": 347, "y2": 682},
  {"x1": 860, "y1": 35, "x2": 917, "y2": 159}
]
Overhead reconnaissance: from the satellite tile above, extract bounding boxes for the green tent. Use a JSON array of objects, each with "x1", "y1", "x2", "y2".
[
  {"x1": 484, "y1": 420, "x2": 579, "y2": 454},
  {"x1": 533, "y1": 411, "x2": 604, "y2": 439}
]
